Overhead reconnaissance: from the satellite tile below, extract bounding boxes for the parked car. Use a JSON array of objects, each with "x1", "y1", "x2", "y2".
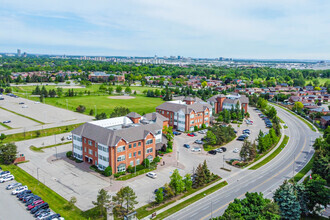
[
  {"x1": 191, "y1": 132, "x2": 197, "y2": 136},
  {"x1": 198, "y1": 130, "x2": 207, "y2": 134},
  {"x1": 173, "y1": 131, "x2": 181, "y2": 135},
  {"x1": 23, "y1": 194, "x2": 36, "y2": 203},
  {"x1": 208, "y1": 150, "x2": 217, "y2": 155},
  {"x1": 27, "y1": 200, "x2": 44, "y2": 210},
  {"x1": 194, "y1": 140, "x2": 203, "y2": 144},
  {"x1": 44, "y1": 213, "x2": 61, "y2": 220},
  {"x1": 26, "y1": 196, "x2": 42, "y2": 206},
  {"x1": 6, "y1": 182, "x2": 22, "y2": 190},
  {"x1": 34, "y1": 101, "x2": 40, "y2": 104},
  {"x1": 20, "y1": 192, "x2": 34, "y2": 201},
  {"x1": 12, "y1": 186, "x2": 28, "y2": 195},
  {"x1": 22, "y1": 105, "x2": 28, "y2": 108},
  {"x1": 0, "y1": 171, "x2": 10, "y2": 177},
  {"x1": 66, "y1": 135, "x2": 72, "y2": 140},
  {"x1": 215, "y1": 148, "x2": 223, "y2": 153},
  {"x1": 187, "y1": 133, "x2": 194, "y2": 137},
  {"x1": 37, "y1": 212, "x2": 54, "y2": 220},
  {"x1": 2, "y1": 120, "x2": 11, "y2": 123},
  {"x1": 19, "y1": 102, "x2": 25, "y2": 105},
  {"x1": 34, "y1": 208, "x2": 50, "y2": 218},
  {"x1": 146, "y1": 172, "x2": 157, "y2": 179},
  {"x1": 183, "y1": 144, "x2": 190, "y2": 149},
  {"x1": 233, "y1": 148, "x2": 239, "y2": 153},
  {"x1": 220, "y1": 147, "x2": 227, "y2": 152},
  {"x1": 237, "y1": 136, "x2": 246, "y2": 141},
  {"x1": 191, "y1": 147, "x2": 201, "y2": 152},
  {"x1": 0, "y1": 174, "x2": 14, "y2": 183},
  {"x1": 31, "y1": 203, "x2": 49, "y2": 214},
  {"x1": 16, "y1": 190, "x2": 31, "y2": 198},
  {"x1": 243, "y1": 129, "x2": 251, "y2": 134}
]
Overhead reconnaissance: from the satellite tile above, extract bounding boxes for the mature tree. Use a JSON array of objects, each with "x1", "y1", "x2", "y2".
[
  {"x1": 194, "y1": 164, "x2": 206, "y2": 187},
  {"x1": 0, "y1": 133, "x2": 6, "y2": 142},
  {"x1": 267, "y1": 107, "x2": 277, "y2": 119},
  {"x1": 201, "y1": 81, "x2": 207, "y2": 88},
  {"x1": 162, "y1": 126, "x2": 174, "y2": 143},
  {"x1": 155, "y1": 188, "x2": 164, "y2": 204},
  {"x1": 163, "y1": 183, "x2": 174, "y2": 198},
  {"x1": 202, "y1": 160, "x2": 211, "y2": 182},
  {"x1": 305, "y1": 174, "x2": 330, "y2": 214},
  {"x1": 76, "y1": 105, "x2": 86, "y2": 113},
  {"x1": 214, "y1": 192, "x2": 280, "y2": 220},
  {"x1": 104, "y1": 166, "x2": 112, "y2": 177},
  {"x1": 169, "y1": 169, "x2": 185, "y2": 195},
  {"x1": 116, "y1": 85, "x2": 123, "y2": 93},
  {"x1": 92, "y1": 189, "x2": 112, "y2": 217},
  {"x1": 293, "y1": 102, "x2": 304, "y2": 112},
  {"x1": 0, "y1": 143, "x2": 17, "y2": 164},
  {"x1": 273, "y1": 180, "x2": 301, "y2": 220},
  {"x1": 125, "y1": 87, "x2": 132, "y2": 94},
  {"x1": 240, "y1": 140, "x2": 251, "y2": 162},
  {"x1": 113, "y1": 186, "x2": 138, "y2": 215},
  {"x1": 110, "y1": 106, "x2": 130, "y2": 118},
  {"x1": 95, "y1": 112, "x2": 107, "y2": 120},
  {"x1": 183, "y1": 174, "x2": 192, "y2": 191},
  {"x1": 206, "y1": 130, "x2": 217, "y2": 145}
]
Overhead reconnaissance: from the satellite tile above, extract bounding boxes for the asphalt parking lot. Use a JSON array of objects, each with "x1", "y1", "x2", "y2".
[
  {"x1": 175, "y1": 106, "x2": 269, "y2": 179},
  {"x1": 0, "y1": 96, "x2": 93, "y2": 135},
  {"x1": 0, "y1": 181, "x2": 34, "y2": 220}
]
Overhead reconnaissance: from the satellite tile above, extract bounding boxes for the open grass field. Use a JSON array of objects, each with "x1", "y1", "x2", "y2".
[
  {"x1": 305, "y1": 78, "x2": 330, "y2": 86},
  {"x1": 11, "y1": 84, "x2": 161, "y2": 95},
  {"x1": 28, "y1": 95, "x2": 164, "y2": 116}
]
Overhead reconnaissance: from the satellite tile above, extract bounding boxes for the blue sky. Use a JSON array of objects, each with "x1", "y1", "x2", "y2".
[{"x1": 0, "y1": 0, "x2": 329, "y2": 59}]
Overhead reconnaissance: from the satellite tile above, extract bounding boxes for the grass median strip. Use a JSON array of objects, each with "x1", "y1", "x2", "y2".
[
  {"x1": 250, "y1": 135, "x2": 289, "y2": 170},
  {"x1": 0, "y1": 106, "x2": 45, "y2": 125},
  {"x1": 154, "y1": 181, "x2": 228, "y2": 219},
  {"x1": 3, "y1": 123, "x2": 82, "y2": 143},
  {"x1": 116, "y1": 167, "x2": 156, "y2": 181},
  {"x1": 29, "y1": 141, "x2": 71, "y2": 152},
  {"x1": 291, "y1": 154, "x2": 315, "y2": 183},
  {"x1": 0, "y1": 122, "x2": 12, "y2": 129}
]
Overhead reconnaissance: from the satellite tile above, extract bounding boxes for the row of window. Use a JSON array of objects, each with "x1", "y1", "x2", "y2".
[
  {"x1": 85, "y1": 148, "x2": 97, "y2": 157},
  {"x1": 73, "y1": 136, "x2": 82, "y2": 142},
  {"x1": 98, "y1": 145, "x2": 109, "y2": 153},
  {"x1": 73, "y1": 144, "x2": 82, "y2": 151},
  {"x1": 99, "y1": 155, "x2": 109, "y2": 162},
  {"x1": 73, "y1": 152, "x2": 82, "y2": 159},
  {"x1": 117, "y1": 156, "x2": 153, "y2": 172}
]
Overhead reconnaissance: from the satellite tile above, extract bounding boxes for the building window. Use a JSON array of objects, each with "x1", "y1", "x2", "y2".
[
  {"x1": 84, "y1": 139, "x2": 86, "y2": 144},
  {"x1": 205, "y1": 117, "x2": 208, "y2": 121},
  {"x1": 146, "y1": 139, "x2": 153, "y2": 145},
  {"x1": 133, "y1": 152, "x2": 136, "y2": 157},
  {"x1": 190, "y1": 114, "x2": 194, "y2": 118},
  {"x1": 138, "y1": 142, "x2": 141, "y2": 146},
  {"x1": 88, "y1": 140, "x2": 92, "y2": 146},
  {"x1": 205, "y1": 111, "x2": 209, "y2": 115},
  {"x1": 147, "y1": 155, "x2": 153, "y2": 162},
  {"x1": 191, "y1": 120, "x2": 194, "y2": 124},
  {"x1": 136, "y1": 159, "x2": 140, "y2": 165},
  {"x1": 134, "y1": 143, "x2": 137, "y2": 148},
  {"x1": 95, "y1": 151, "x2": 97, "y2": 157},
  {"x1": 117, "y1": 155, "x2": 125, "y2": 162},
  {"x1": 117, "y1": 146, "x2": 125, "y2": 153},
  {"x1": 147, "y1": 148, "x2": 153, "y2": 153},
  {"x1": 138, "y1": 151, "x2": 141, "y2": 155},
  {"x1": 130, "y1": 161, "x2": 134, "y2": 166},
  {"x1": 117, "y1": 163, "x2": 126, "y2": 172},
  {"x1": 129, "y1": 153, "x2": 132, "y2": 158},
  {"x1": 88, "y1": 149, "x2": 93, "y2": 155},
  {"x1": 84, "y1": 147, "x2": 86, "y2": 152},
  {"x1": 129, "y1": 144, "x2": 132, "y2": 149}
]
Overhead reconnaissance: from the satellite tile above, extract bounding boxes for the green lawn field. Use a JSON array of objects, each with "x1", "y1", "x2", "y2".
[{"x1": 30, "y1": 95, "x2": 164, "y2": 116}]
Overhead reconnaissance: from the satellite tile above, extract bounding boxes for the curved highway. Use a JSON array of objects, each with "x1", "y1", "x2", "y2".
[{"x1": 165, "y1": 105, "x2": 320, "y2": 220}]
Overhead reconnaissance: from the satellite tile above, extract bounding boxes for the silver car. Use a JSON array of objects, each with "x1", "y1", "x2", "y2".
[{"x1": 6, "y1": 182, "x2": 22, "y2": 190}]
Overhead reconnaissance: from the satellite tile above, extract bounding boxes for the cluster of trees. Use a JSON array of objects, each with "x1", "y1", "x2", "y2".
[
  {"x1": 92, "y1": 186, "x2": 138, "y2": 218},
  {"x1": 155, "y1": 161, "x2": 214, "y2": 204},
  {"x1": 144, "y1": 89, "x2": 162, "y2": 97},
  {"x1": 274, "y1": 178, "x2": 329, "y2": 219},
  {"x1": 257, "y1": 129, "x2": 278, "y2": 153},
  {"x1": 217, "y1": 107, "x2": 246, "y2": 123},
  {"x1": 95, "y1": 107, "x2": 131, "y2": 120},
  {"x1": 312, "y1": 127, "x2": 330, "y2": 184},
  {"x1": 239, "y1": 140, "x2": 257, "y2": 162},
  {"x1": 162, "y1": 126, "x2": 174, "y2": 150},
  {"x1": 212, "y1": 192, "x2": 281, "y2": 219},
  {"x1": 0, "y1": 143, "x2": 17, "y2": 165},
  {"x1": 205, "y1": 125, "x2": 236, "y2": 146}
]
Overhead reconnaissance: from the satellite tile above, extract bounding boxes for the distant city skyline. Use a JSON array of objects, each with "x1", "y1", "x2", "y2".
[{"x1": 1, "y1": 0, "x2": 329, "y2": 60}]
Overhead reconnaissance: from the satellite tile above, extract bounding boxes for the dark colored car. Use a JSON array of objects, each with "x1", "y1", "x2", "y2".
[
  {"x1": 220, "y1": 147, "x2": 227, "y2": 152},
  {"x1": 208, "y1": 150, "x2": 217, "y2": 155},
  {"x1": 191, "y1": 132, "x2": 197, "y2": 136},
  {"x1": 183, "y1": 144, "x2": 190, "y2": 149},
  {"x1": 17, "y1": 190, "x2": 32, "y2": 198},
  {"x1": 26, "y1": 196, "x2": 41, "y2": 206},
  {"x1": 173, "y1": 131, "x2": 181, "y2": 135},
  {"x1": 30, "y1": 203, "x2": 49, "y2": 214},
  {"x1": 22, "y1": 194, "x2": 35, "y2": 202},
  {"x1": 20, "y1": 193, "x2": 33, "y2": 201},
  {"x1": 34, "y1": 208, "x2": 50, "y2": 218},
  {"x1": 2, "y1": 120, "x2": 11, "y2": 123},
  {"x1": 45, "y1": 213, "x2": 61, "y2": 220},
  {"x1": 237, "y1": 136, "x2": 246, "y2": 141}
]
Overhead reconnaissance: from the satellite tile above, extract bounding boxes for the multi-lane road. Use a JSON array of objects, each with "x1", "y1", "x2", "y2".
[{"x1": 165, "y1": 105, "x2": 320, "y2": 220}]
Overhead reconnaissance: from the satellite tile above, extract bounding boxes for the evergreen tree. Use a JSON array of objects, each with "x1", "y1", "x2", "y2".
[
  {"x1": 202, "y1": 160, "x2": 211, "y2": 182},
  {"x1": 169, "y1": 169, "x2": 185, "y2": 195}
]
